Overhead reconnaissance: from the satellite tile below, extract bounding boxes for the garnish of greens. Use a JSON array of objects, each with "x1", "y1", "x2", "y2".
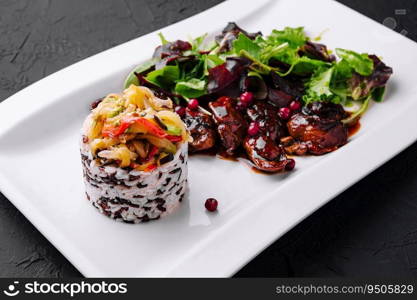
[{"x1": 124, "y1": 22, "x2": 392, "y2": 124}]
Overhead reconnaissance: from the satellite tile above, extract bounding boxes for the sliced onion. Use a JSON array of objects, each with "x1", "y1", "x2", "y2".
[{"x1": 141, "y1": 134, "x2": 177, "y2": 154}]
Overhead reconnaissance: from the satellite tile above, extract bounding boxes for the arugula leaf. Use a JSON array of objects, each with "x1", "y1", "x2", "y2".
[
  {"x1": 335, "y1": 48, "x2": 374, "y2": 76},
  {"x1": 303, "y1": 67, "x2": 338, "y2": 104},
  {"x1": 303, "y1": 58, "x2": 367, "y2": 105},
  {"x1": 183, "y1": 59, "x2": 205, "y2": 80},
  {"x1": 327, "y1": 59, "x2": 353, "y2": 101},
  {"x1": 260, "y1": 42, "x2": 290, "y2": 63},
  {"x1": 239, "y1": 50, "x2": 274, "y2": 75},
  {"x1": 291, "y1": 56, "x2": 330, "y2": 75},
  {"x1": 232, "y1": 34, "x2": 293, "y2": 75},
  {"x1": 267, "y1": 27, "x2": 307, "y2": 49},
  {"x1": 203, "y1": 54, "x2": 224, "y2": 76},
  {"x1": 333, "y1": 59, "x2": 353, "y2": 81},
  {"x1": 231, "y1": 34, "x2": 274, "y2": 75},
  {"x1": 123, "y1": 59, "x2": 156, "y2": 89},
  {"x1": 206, "y1": 54, "x2": 224, "y2": 66},
  {"x1": 145, "y1": 65, "x2": 180, "y2": 89},
  {"x1": 190, "y1": 33, "x2": 217, "y2": 53},
  {"x1": 174, "y1": 78, "x2": 206, "y2": 98},
  {"x1": 191, "y1": 33, "x2": 208, "y2": 51},
  {"x1": 234, "y1": 27, "x2": 325, "y2": 77},
  {"x1": 233, "y1": 33, "x2": 261, "y2": 60},
  {"x1": 233, "y1": 31, "x2": 304, "y2": 68},
  {"x1": 308, "y1": 67, "x2": 334, "y2": 98}
]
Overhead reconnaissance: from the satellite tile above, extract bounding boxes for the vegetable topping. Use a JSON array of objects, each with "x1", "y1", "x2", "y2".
[{"x1": 85, "y1": 85, "x2": 189, "y2": 170}]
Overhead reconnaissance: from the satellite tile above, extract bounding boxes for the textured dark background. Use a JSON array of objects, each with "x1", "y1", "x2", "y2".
[{"x1": 0, "y1": 0, "x2": 417, "y2": 277}]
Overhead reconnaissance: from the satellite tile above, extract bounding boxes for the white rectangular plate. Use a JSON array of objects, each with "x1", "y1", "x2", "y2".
[{"x1": 1, "y1": 0, "x2": 417, "y2": 277}]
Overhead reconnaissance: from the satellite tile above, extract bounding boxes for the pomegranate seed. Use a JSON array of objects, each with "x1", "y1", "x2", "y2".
[
  {"x1": 289, "y1": 100, "x2": 301, "y2": 111},
  {"x1": 188, "y1": 98, "x2": 199, "y2": 110},
  {"x1": 278, "y1": 107, "x2": 291, "y2": 120},
  {"x1": 247, "y1": 122, "x2": 260, "y2": 136},
  {"x1": 285, "y1": 159, "x2": 296, "y2": 171},
  {"x1": 174, "y1": 106, "x2": 186, "y2": 117},
  {"x1": 205, "y1": 198, "x2": 218, "y2": 212},
  {"x1": 240, "y1": 91, "x2": 253, "y2": 105}
]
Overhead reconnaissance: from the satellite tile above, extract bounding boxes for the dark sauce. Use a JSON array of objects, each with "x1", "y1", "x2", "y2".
[
  {"x1": 220, "y1": 151, "x2": 276, "y2": 175},
  {"x1": 249, "y1": 165, "x2": 276, "y2": 175},
  {"x1": 217, "y1": 148, "x2": 244, "y2": 162},
  {"x1": 189, "y1": 147, "x2": 218, "y2": 158},
  {"x1": 190, "y1": 146, "x2": 277, "y2": 175},
  {"x1": 189, "y1": 145, "x2": 243, "y2": 162},
  {"x1": 347, "y1": 120, "x2": 361, "y2": 137}
]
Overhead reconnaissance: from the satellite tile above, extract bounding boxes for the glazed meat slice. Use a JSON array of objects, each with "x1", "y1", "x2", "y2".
[
  {"x1": 183, "y1": 108, "x2": 216, "y2": 152},
  {"x1": 244, "y1": 136, "x2": 293, "y2": 172},
  {"x1": 280, "y1": 136, "x2": 308, "y2": 156},
  {"x1": 244, "y1": 101, "x2": 293, "y2": 172},
  {"x1": 246, "y1": 101, "x2": 286, "y2": 141},
  {"x1": 209, "y1": 96, "x2": 247, "y2": 155},
  {"x1": 287, "y1": 105, "x2": 348, "y2": 155},
  {"x1": 285, "y1": 102, "x2": 348, "y2": 155}
]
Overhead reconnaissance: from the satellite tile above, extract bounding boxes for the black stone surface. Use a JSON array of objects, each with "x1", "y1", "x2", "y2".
[{"x1": 0, "y1": 0, "x2": 416, "y2": 277}]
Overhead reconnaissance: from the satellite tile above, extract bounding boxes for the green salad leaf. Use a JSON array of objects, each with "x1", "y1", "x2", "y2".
[
  {"x1": 232, "y1": 27, "x2": 329, "y2": 77},
  {"x1": 174, "y1": 78, "x2": 206, "y2": 98},
  {"x1": 123, "y1": 59, "x2": 155, "y2": 89},
  {"x1": 335, "y1": 48, "x2": 374, "y2": 76},
  {"x1": 203, "y1": 54, "x2": 224, "y2": 75},
  {"x1": 123, "y1": 23, "x2": 391, "y2": 110},
  {"x1": 303, "y1": 67, "x2": 338, "y2": 104},
  {"x1": 371, "y1": 86, "x2": 386, "y2": 102},
  {"x1": 145, "y1": 65, "x2": 180, "y2": 89},
  {"x1": 191, "y1": 33, "x2": 207, "y2": 51},
  {"x1": 291, "y1": 56, "x2": 331, "y2": 75},
  {"x1": 267, "y1": 27, "x2": 307, "y2": 49},
  {"x1": 233, "y1": 33, "x2": 261, "y2": 60}
]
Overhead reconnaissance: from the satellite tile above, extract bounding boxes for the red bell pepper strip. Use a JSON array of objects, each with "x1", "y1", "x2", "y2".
[
  {"x1": 102, "y1": 116, "x2": 168, "y2": 138},
  {"x1": 165, "y1": 135, "x2": 183, "y2": 143},
  {"x1": 135, "y1": 118, "x2": 167, "y2": 137},
  {"x1": 130, "y1": 162, "x2": 140, "y2": 169},
  {"x1": 144, "y1": 164, "x2": 157, "y2": 172},
  {"x1": 102, "y1": 123, "x2": 127, "y2": 138},
  {"x1": 130, "y1": 162, "x2": 157, "y2": 172}
]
